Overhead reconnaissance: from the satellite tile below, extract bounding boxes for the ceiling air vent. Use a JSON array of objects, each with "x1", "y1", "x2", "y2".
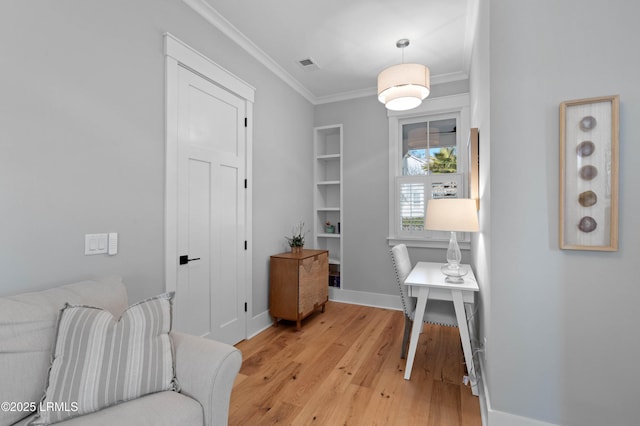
[{"x1": 297, "y1": 58, "x2": 319, "y2": 72}]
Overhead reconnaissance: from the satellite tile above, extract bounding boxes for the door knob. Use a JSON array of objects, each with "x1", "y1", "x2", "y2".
[{"x1": 179, "y1": 255, "x2": 201, "y2": 265}]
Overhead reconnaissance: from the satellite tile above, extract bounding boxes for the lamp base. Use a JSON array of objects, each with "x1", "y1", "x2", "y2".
[{"x1": 441, "y1": 264, "x2": 468, "y2": 284}]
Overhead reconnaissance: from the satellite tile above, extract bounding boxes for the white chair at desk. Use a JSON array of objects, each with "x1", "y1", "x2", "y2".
[
  {"x1": 402, "y1": 259, "x2": 480, "y2": 396},
  {"x1": 390, "y1": 244, "x2": 457, "y2": 359}
]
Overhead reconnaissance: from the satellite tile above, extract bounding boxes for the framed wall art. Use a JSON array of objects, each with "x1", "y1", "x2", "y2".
[
  {"x1": 560, "y1": 95, "x2": 619, "y2": 251},
  {"x1": 467, "y1": 128, "x2": 479, "y2": 210}
]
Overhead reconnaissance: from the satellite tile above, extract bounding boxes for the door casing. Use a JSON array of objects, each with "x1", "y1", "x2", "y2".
[{"x1": 164, "y1": 33, "x2": 254, "y2": 341}]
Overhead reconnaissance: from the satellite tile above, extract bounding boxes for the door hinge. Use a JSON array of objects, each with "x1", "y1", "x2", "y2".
[
  {"x1": 244, "y1": 117, "x2": 247, "y2": 127},
  {"x1": 244, "y1": 302, "x2": 247, "y2": 312},
  {"x1": 244, "y1": 240, "x2": 248, "y2": 250},
  {"x1": 244, "y1": 179, "x2": 247, "y2": 189}
]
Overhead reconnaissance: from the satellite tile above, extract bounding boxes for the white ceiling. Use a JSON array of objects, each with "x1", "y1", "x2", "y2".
[{"x1": 186, "y1": 0, "x2": 476, "y2": 104}]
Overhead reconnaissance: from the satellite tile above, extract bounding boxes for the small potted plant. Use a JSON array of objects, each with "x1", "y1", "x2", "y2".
[
  {"x1": 325, "y1": 221, "x2": 335, "y2": 234},
  {"x1": 285, "y1": 221, "x2": 306, "y2": 254}
]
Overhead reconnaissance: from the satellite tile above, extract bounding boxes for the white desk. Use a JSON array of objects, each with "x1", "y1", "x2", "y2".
[{"x1": 403, "y1": 261, "x2": 479, "y2": 396}]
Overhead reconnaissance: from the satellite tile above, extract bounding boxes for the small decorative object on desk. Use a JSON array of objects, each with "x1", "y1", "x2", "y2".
[
  {"x1": 285, "y1": 221, "x2": 306, "y2": 253},
  {"x1": 325, "y1": 221, "x2": 335, "y2": 234}
]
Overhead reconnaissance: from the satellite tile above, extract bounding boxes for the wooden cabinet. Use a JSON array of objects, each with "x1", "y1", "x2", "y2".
[{"x1": 269, "y1": 249, "x2": 329, "y2": 330}]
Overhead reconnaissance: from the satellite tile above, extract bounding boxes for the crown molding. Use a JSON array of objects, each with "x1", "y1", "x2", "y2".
[
  {"x1": 315, "y1": 87, "x2": 377, "y2": 105},
  {"x1": 182, "y1": 0, "x2": 316, "y2": 104},
  {"x1": 183, "y1": 0, "x2": 471, "y2": 106},
  {"x1": 463, "y1": 0, "x2": 480, "y2": 75},
  {"x1": 431, "y1": 71, "x2": 470, "y2": 85}
]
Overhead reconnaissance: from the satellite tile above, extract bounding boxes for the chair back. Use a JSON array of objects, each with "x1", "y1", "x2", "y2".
[{"x1": 390, "y1": 244, "x2": 416, "y2": 317}]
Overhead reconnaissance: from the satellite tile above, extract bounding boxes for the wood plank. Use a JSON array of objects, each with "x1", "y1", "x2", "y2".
[
  {"x1": 427, "y1": 380, "x2": 463, "y2": 425},
  {"x1": 230, "y1": 301, "x2": 481, "y2": 425},
  {"x1": 362, "y1": 316, "x2": 434, "y2": 425},
  {"x1": 323, "y1": 382, "x2": 375, "y2": 425},
  {"x1": 461, "y1": 383, "x2": 483, "y2": 426},
  {"x1": 228, "y1": 360, "x2": 301, "y2": 424},
  {"x1": 288, "y1": 306, "x2": 393, "y2": 424}
]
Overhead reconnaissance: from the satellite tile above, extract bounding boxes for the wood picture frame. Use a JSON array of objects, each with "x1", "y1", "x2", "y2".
[
  {"x1": 467, "y1": 128, "x2": 479, "y2": 210},
  {"x1": 560, "y1": 95, "x2": 619, "y2": 251}
]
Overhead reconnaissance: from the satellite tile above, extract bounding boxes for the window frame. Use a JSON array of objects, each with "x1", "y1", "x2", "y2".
[{"x1": 387, "y1": 93, "x2": 470, "y2": 248}]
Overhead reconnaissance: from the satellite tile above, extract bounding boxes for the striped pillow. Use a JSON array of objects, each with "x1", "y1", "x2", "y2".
[{"x1": 32, "y1": 293, "x2": 177, "y2": 424}]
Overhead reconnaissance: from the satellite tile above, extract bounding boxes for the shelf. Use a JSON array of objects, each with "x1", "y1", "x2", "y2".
[
  {"x1": 314, "y1": 124, "x2": 342, "y2": 289},
  {"x1": 316, "y1": 154, "x2": 341, "y2": 160}
]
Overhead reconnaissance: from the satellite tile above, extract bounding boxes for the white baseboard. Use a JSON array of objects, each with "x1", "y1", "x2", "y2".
[
  {"x1": 477, "y1": 357, "x2": 559, "y2": 426},
  {"x1": 247, "y1": 310, "x2": 273, "y2": 339},
  {"x1": 328, "y1": 287, "x2": 403, "y2": 311},
  {"x1": 488, "y1": 409, "x2": 559, "y2": 426}
]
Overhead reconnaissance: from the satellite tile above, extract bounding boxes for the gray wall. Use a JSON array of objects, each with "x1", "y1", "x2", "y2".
[
  {"x1": 314, "y1": 80, "x2": 470, "y2": 296},
  {"x1": 475, "y1": 0, "x2": 640, "y2": 424},
  {"x1": 0, "y1": 0, "x2": 314, "y2": 315}
]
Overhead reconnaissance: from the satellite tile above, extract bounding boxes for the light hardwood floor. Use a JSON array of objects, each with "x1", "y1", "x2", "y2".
[{"x1": 230, "y1": 301, "x2": 481, "y2": 426}]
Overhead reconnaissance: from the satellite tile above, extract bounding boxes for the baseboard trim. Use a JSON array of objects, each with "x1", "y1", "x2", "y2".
[
  {"x1": 247, "y1": 310, "x2": 273, "y2": 339},
  {"x1": 478, "y1": 359, "x2": 489, "y2": 426},
  {"x1": 328, "y1": 287, "x2": 402, "y2": 311},
  {"x1": 488, "y1": 410, "x2": 559, "y2": 426}
]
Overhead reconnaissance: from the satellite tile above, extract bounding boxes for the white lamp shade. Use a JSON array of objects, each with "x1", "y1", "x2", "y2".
[
  {"x1": 377, "y1": 63, "x2": 430, "y2": 111},
  {"x1": 425, "y1": 198, "x2": 479, "y2": 232}
]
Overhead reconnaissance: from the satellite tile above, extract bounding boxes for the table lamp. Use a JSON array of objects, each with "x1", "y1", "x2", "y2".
[{"x1": 425, "y1": 198, "x2": 479, "y2": 283}]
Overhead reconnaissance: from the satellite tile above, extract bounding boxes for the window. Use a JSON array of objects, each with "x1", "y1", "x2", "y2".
[
  {"x1": 402, "y1": 118, "x2": 458, "y2": 176},
  {"x1": 388, "y1": 94, "x2": 470, "y2": 247}
]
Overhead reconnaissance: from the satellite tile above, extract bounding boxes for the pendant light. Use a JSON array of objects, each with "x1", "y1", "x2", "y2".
[{"x1": 377, "y1": 39, "x2": 430, "y2": 111}]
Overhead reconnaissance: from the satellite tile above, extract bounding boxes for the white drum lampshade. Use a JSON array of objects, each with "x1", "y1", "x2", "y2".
[{"x1": 377, "y1": 63, "x2": 430, "y2": 111}]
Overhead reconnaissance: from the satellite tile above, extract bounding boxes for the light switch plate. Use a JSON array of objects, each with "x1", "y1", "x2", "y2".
[
  {"x1": 108, "y1": 232, "x2": 118, "y2": 255},
  {"x1": 85, "y1": 233, "x2": 108, "y2": 255}
]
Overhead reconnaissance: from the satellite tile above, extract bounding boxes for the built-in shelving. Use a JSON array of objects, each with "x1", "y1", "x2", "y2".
[{"x1": 313, "y1": 124, "x2": 343, "y2": 288}]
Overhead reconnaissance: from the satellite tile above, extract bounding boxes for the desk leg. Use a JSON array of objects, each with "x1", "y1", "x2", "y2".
[
  {"x1": 452, "y1": 289, "x2": 478, "y2": 396},
  {"x1": 404, "y1": 287, "x2": 429, "y2": 380}
]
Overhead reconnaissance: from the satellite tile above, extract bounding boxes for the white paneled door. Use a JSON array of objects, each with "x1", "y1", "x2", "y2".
[{"x1": 174, "y1": 65, "x2": 246, "y2": 345}]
